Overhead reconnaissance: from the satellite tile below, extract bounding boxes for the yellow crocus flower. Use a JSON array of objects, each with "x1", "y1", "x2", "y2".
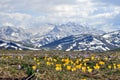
[
  {"x1": 75, "y1": 60, "x2": 79, "y2": 64},
  {"x1": 76, "y1": 65, "x2": 82, "y2": 69},
  {"x1": 47, "y1": 57, "x2": 52, "y2": 61},
  {"x1": 53, "y1": 59, "x2": 57, "y2": 62},
  {"x1": 99, "y1": 61, "x2": 105, "y2": 65},
  {"x1": 6, "y1": 56, "x2": 8, "y2": 59},
  {"x1": 88, "y1": 68, "x2": 93, "y2": 73},
  {"x1": 94, "y1": 64, "x2": 100, "y2": 70},
  {"x1": 104, "y1": 57, "x2": 108, "y2": 61},
  {"x1": 113, "y1": 64, "x2": 117, "y2": 69},
  {"x1": 44, "y1": 56, "x2": 47, "y2": 60},
  {"x1": 32, "y1": 65, "x2": 37, "y2": 70},
  {"x1": 108, "y1": 65, "x2": 112, "y2": 69},
  {"x1": 55, "y1": 67, "x2": 62, "y2": 71},
  {"x1": 97, "y1": 57, "x2": 100, "y2": 61},
  {"x1": 63, "y1": 63, "x2": 67, "y2": 66},
  {"x1": 37, "y1": 62, "x2": 40, "y2": 65},
  {"x1": 56, "y1": 64, "x2": 62, "y2": 67},
  {"x1": 71, "y1": 67, "x2": 77, "y2": 72},
  {"x1": 36, "y1": 59, "x2": 39, "y2": 62},
  {"x1": 117, "y1": 64, "x2": 120, "y2": 69},
  {"x1": 61, "y1": 58, "x2": 65, "y2": 62},
  {"x1": 46, "y1": 62, "x2": 51, "y2": 66},
  {"x1": 66, "y1": 66, "x2": 71, "y2": 70},
  {"x1": 82, "y1": 66, "x2": 86, "y2": 73},
  {"x1": 70, "y1": 60, "x2": 73, "y2": 64},
  {"x1": 83, "y1": 58, "x2": 89, "y2": 62},
  {"x1": 84, "y1": 63, "x2": 86, "y2": 66},
  {"x1": 91, "y1": 56, "x2": 95, "y2": 60},
  {"x1": 87, "y1": 66, "x2": 90, "y2": 69},
  {"x1": 34, "y1": 57, "x2": 37, "y2": 61}
]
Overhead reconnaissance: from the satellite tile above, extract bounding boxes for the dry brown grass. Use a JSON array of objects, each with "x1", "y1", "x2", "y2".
[{"x1": 0, "y1": 50, "x2": 120, "y2": 80}]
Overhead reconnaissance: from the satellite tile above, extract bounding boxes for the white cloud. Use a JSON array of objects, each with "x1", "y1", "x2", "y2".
[
  {"x1": 0, "y1": 12, "x2": 33, "y2": 28},
  {"x1": 0, "y1": 0, "x2": 120, "y2": 32}
]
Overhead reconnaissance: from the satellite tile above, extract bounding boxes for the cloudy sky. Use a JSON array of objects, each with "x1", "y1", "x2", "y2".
[{"x1": 0, "y1": 0, "x2": 120, "y2": 32}]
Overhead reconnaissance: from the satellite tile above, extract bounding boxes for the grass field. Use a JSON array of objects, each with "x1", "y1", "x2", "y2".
[{"x1": 0, "y1": 50, "x2": 120, "y2": 80}]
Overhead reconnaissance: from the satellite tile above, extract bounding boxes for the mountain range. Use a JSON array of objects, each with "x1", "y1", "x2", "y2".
[
  {"x1": 0, "y1": 22, "x2": 119, "y2": 51},
  {"x1": 0, "y1": 39, "x2": 39, "y2": 50}
]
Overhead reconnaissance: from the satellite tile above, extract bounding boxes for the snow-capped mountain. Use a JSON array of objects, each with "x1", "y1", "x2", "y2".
[
  {"x1": 0, "y1": 39, "x2": 39, "y2": 50},
  {"x1": 41, "y1": 34, "x2": 114, "y2": 51},
  {"x1": 0, "y1": 26, "x2": 31, "y2": 41},
  {"x1": 102, "y1": 30, "x2": 120, "y2": 47},
  {"x1": 41, "y1": 30, "x2": 120, "y2": 51},
  {"x1": 30, "y1": 22, "x2": 104, "y2": 47},
  {"x1": 27, "y1": 23, "x2": 54, "y2": 35},
  {"x1": 0, "y1": 22, "x2": 120, "y2": 52},
  {"x1": 48, "y1": 22, "x2": 104, "y2": 36}
]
